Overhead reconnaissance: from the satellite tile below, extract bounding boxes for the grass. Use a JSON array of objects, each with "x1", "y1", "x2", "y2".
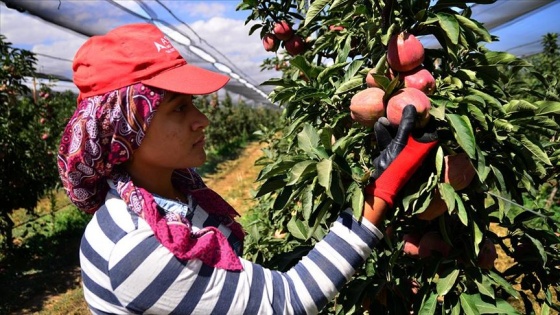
[{"x1": 0, "y1": 202, "x2": 89, "y2": 314}]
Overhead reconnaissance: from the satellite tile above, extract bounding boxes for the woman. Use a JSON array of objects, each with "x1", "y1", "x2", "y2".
[{"x1": 58, "y1": 23, "x2": 437, "y2": 314}]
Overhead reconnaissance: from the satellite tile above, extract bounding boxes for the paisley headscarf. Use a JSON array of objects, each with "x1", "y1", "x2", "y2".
[{"x1": 58, "y1": 83, "x2": 244, "y2": 270}]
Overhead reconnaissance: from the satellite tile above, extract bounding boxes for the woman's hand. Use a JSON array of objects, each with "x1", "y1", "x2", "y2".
[{"x1": 366, "y1": 105, "x2": 438, "y2": 208}]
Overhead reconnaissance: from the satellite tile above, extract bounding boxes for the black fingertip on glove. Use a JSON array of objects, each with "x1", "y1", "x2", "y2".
[
  {"x1": 411, "y1": 115, "x2": 439, "y2": 143},
  {"x1": 371, "y1": 104, "x2": 417, "y2": 179}
]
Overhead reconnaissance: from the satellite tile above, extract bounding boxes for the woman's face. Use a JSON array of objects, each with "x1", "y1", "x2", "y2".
[{"x1": 131, "y1": 92, "x2": 210, "y2": 172}]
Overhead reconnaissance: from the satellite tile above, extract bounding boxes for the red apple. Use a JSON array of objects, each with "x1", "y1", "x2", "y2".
[
  {"x1": 285, "y1": 35, "x2": 305, "y2": 56},
  {"x1": 329, "y1": 25, "x2": 345, "y2": 32},
  {"x1": 418, "y1": 231, "x2": 451, "y2": 258},
  {"x1": 444, "y1": 152, "x2": 476, "y2": 191},
  {"x1": 366, "y1": 67, "x2": 395, "y2": 88},
  {"x1": 477, "y1": 238, "x2": 497, "y2": 270},
  {"x1": 273, "y1": 20, "x2": 293, "y2": 41},
  {"x1": 349, "y1": 88, "x2": 386, "y2": 127},
  {"x1": 403, "y1": 233, "x2": 421, "y2": 257},
  {"x1": 416, "y1": 189, "x2": 448, "y2": 221},
  {"x1": 387, "y1": 32, "x2": 425, "y2": 72},
  {"x1": 262, "y1": 33, "x2": 279, "y2": 52},
  {"x1": 386, "y1": 87, "x2": 431, "y2": 128},
  {"x1": 401, "y1": 67, "x2": 436, "y2": 95}
]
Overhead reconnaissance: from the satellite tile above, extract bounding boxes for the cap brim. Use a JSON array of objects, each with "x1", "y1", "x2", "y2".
[{"x1": 142, "y1": 63, "x2": 230, "y2": 95}]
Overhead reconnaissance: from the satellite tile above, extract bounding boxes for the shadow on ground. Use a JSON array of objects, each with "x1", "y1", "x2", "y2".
[{"x1": 0, "y1": 216, "x2": 86, "y2": 314}]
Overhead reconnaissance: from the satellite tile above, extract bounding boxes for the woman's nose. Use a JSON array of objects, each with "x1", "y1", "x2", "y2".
[{"x1": 193, "y1": 108, "x2": 210, "y2": 130}]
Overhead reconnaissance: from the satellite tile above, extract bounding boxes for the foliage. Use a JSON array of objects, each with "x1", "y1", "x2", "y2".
[
  {"x1": 0, "y1": 35, "x2": 77, "y2": 251},
  {"x1": 238, "y1": 0, "x2": 560, "y2": 314},
  {"x1": 0, "y1": 203, "x2": 89, "y2": 314},
  {"x1": 506, "y1": 33, "x2": 560, "y2": 103},
  {"x1": 194, "y1": 92, "x2": 282, "y2": 175}
]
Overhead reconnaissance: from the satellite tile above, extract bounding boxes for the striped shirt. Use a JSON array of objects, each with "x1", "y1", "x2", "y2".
[{"x1": 80, "y1": 191, "x2": 383, "y2": 314}]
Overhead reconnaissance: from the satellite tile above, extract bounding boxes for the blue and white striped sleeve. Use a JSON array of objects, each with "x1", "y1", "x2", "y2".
[{"x1": 81, "y1": 203, "x2": 383, "y2": 314}]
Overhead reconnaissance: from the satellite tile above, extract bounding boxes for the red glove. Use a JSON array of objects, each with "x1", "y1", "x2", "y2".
[
  {"x1": 367, "y1": 136, "x2": 437, "y2": 207},
  {"x1": 366, "y1": 105, "x2": 438, "y2": 207}
]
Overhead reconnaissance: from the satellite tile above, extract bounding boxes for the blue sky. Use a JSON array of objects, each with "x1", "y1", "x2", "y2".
[{"x1": 0, "y1": 0, "x2": 559, "y2": 99}]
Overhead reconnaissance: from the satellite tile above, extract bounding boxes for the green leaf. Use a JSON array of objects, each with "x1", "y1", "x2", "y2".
[
  {"x1": 317, "y1": 158, "x2": 333, "y2": 191},
  {"x1": 483, "y1": 51, "x2": 526, "y2": 66},
  {"x1": 525, "y1": 234, "x2": 548, "y2": 267},
  {"x1": 350, "y1": 181, "x2": 364, "y2": 219},
  {"x1": 418, "y1": 290, "x2": 438, "y2": 314},
  {"x1": 474, "y1": 275, "x2": 495, "y2": 299},
  {"x1": 335, "y1": 76, "x2": 363, "y2": 95},
  {"x1": 439, "y1": 182, "x2": 457, "y2": 214},
  {"x1": 469, "y1": 89, "x2": 505, "y2": 114},
  {"x1": 320, "y1": 125, "x2": 334, "y2": 152},
  {"x1": 248, "y1": 23, "x2": 262, "y2": 36},
  {"x1": 302, "y1": 183, "x2": 315, "y2": 221},
  {"x1": 472, "y1": 219, "x2": 483, "y2": 257},
  {"x1": 435, "y1": 147, "x2": 444, "y2": 178},
  {"x1": 336, "y1": 35, "x2": 352, "y2": 63},
  {"x1": 287, "y1": 160, "x2": 317, "y2": 185},
  {"x1": 333, "y1": 128, "x2": 364, "y2": 156},
  {"x1": 461, "y1": 293, "x2": 519, "y2": 314},
  {"x1": 476, "y1": 147, "x2": 490, "y2": 182},
  {"x1": 535, "y1": 100, "x2": 560, "y2": 115},
  {"x1": 342, "y1": 59, "x2": 364, "y2": 84},
  {"x1": 455, "y1": 192, "x2": 468, "y2": 226},
  {"x1": 436, "y1": 268, "x2": 459, "y2": 296},
  {"x1": 519, "y1": 134, "x2": 552, "y2": 166},
  {"x1": 503, "y1": 100, "x2": 538, "y2": 113},
  {"x1": 287, "y1": 216, "x2": 308, "y2": 240},
  {"x1": 330, "y1": 167, "x2": 345, "y2": 204},
  {"x1": 304, "y1": 0, "x2": 332, "y2": 26},
  {"x1": 297, "y1": 124, "x2": 328, "y2": 159},
  {"x1": 493, "y1": 299, "x2": 520, "y2": 314},
  {"x1": 317, "y1": 62, "x2": 348, "y2": 83},
  {"x1": 459, "y1": 293, "x2": 481, "y2": 315},
  {"x1": 255, "y1": 176, "x2": 287, "y2": 198},
  {"x1": 330, "y1": 0, "x2": 351, "y2": 10},
  {"x1": 467, "y1": 104, "x2": 488, "y2": 130},
  {"x1": 447, "y1": 113, "x2": 476, "y2": 159},
  {"x1": 456, "y1": 69, "x2": 481, "y2": 85},
  {"x1": 290, "y1": 56, "x2": 313, "y2": 80},
  {"x1": 274, "y1": 186, "x2": 294, "y2": 210},
  {"x1": 261, "y1": 77, "x2": 297, "y2": 87},
  {"x1": 487, "y1": 270, "x2": 521, "y2": 299},
  {"x1": 454, "y1": 14, "x2": 492, "y2": 42},
  {"x1": 436, "y1": 12, "x2": 460, "y2": 45}
]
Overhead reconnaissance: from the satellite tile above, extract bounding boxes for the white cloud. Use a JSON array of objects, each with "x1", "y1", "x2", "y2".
[{"x1": 187, "y1": 17, "x2": 278, "y2": 89}]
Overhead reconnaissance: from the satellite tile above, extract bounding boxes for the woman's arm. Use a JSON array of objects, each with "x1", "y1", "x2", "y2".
[{"x1": 81, "y1": 201, "x2": 383, "y2": 314}]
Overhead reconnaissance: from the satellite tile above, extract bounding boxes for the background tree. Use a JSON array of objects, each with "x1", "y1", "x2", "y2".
[
  {"x1": 0, "y1": 35, "x2": 76, "y2": 251},
  {"x1": 238, "y1": 0, "x2": 560, "y2": 313}
]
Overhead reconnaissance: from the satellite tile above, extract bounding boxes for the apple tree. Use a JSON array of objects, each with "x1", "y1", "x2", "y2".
[
  {"x1": 238, "y1": 0, "x2": 560, "y2": 313},
  {"x1": 0, "y1": 35, "x2": 76, "y2": 251}
]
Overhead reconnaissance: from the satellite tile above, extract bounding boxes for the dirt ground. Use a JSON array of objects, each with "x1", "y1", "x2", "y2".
[{"x1": 201, "y1": 141, "x2": 266, "y2": 214}]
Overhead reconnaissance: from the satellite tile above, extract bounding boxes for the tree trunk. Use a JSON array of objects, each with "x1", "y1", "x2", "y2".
[{"x1": 0, "y1": 211, "x2": 15, "y2": 251}]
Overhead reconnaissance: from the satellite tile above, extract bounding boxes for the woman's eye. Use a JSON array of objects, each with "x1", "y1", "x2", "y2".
[{"x1": 174, "y1": 104, "x2": 186, "y2": 112}]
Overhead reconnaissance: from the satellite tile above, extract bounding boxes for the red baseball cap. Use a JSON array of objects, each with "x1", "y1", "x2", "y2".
[{"x1": 73, "y1": 23, "x2": 229, "y2": 99}]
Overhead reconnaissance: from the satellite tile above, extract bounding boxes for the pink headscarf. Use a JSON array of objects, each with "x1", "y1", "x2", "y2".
[{"x1": 58, "y1": 83, "x2": 244, "y2": 270}]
